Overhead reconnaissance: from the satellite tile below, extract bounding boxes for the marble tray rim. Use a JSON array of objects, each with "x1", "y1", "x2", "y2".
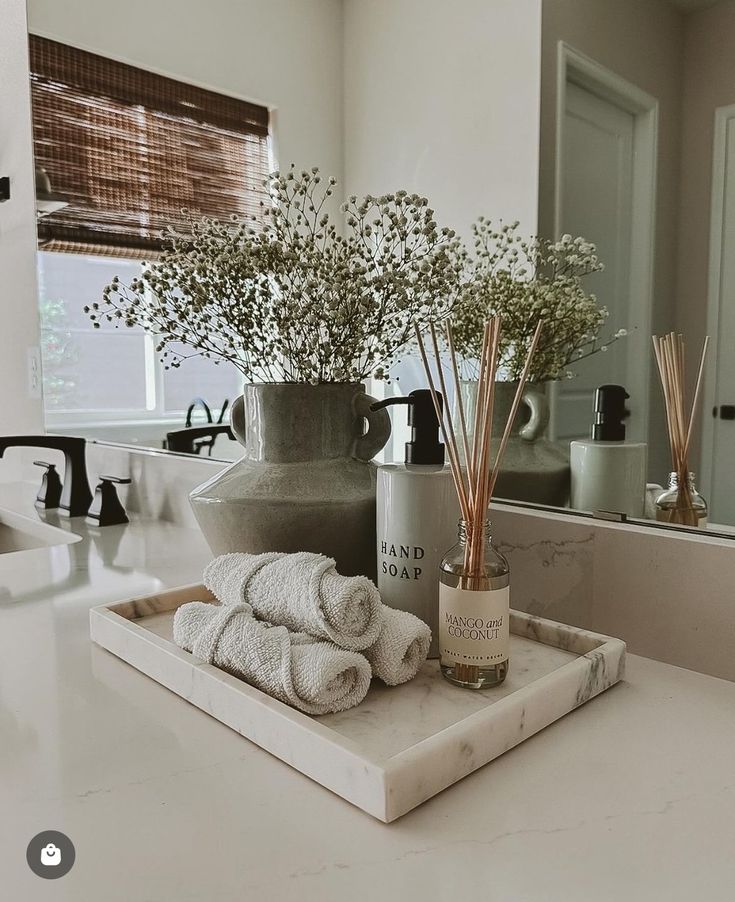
[{"x1": 89, "y1": 582, "x2": 626, "y2": 822}]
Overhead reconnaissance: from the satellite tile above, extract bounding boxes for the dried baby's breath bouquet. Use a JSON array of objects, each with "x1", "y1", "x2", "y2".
[
  {"x1": 87, "y1": 167, "x2": 462, "y2": 383},
  {"x1": 452, "y1": 219, "x2": 625, "y2": 382}
]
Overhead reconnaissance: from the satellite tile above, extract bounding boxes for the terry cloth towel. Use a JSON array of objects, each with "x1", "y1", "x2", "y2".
[
  {"x1": 204, "y1": 552, "x2": 383, "y2": 652},
  {"x1": 364, "y1": 606, "x2": 432, "y2": 686},
  {"x1": 173, "y1": 602, "x2": 372, "y2": 716}
]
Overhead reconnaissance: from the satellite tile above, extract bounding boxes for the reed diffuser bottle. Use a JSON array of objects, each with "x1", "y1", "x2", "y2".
[
  {"x1": 652, "y1": 332, "x2": 710, "y2": 531},
  {"x1": 655, "y1": 471, "x2": 708, "y2": 527},
  {"x1": 414, "y1": 315, "x2": 543, "y2": 691},
  {"x1": 439, "y1": 519, "x2": 509, "y2": 688}
]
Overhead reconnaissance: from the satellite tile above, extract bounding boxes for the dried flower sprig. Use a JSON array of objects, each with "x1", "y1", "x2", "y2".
[
  {"x1": 86, "y1": 167, "x2": 464, "y2": 384},
  {"x1": 451, "y1": 220, "x2": 624, "y2": 382}
]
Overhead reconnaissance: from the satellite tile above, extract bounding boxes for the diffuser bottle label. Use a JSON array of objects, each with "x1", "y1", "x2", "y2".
[{"x1": 439, "y1": 585, "x2": 510, "y2": 665}]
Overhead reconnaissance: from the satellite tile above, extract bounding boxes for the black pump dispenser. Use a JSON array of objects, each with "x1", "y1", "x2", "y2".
[
  {"x1": 592, "y1": 384, "x2": 628, "y2": 441},
  {"x1": 370, "y1": 390, "x2": 445, "y2": 465}
]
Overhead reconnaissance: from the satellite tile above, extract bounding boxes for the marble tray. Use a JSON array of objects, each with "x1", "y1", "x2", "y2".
[{"x1": 89, "y1": 584, "x2": 626, "y2": 822}]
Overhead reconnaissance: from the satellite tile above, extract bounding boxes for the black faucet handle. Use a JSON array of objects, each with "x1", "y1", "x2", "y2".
[
  {"x1": 33, "y1": 460, "x2": 63, "y2": 510},
  {"x1": 0, "y1": 435, "x2": 92, "y2": 516},
  {"x1": 86, "y1": 476, "x2": 130, "y2": 527},
  {"x1": 34, "y1": 459, "x2": 56, "y2": 467}
]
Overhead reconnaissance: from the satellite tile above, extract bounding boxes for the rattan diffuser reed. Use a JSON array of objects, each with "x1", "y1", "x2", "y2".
[
  {"x1": 652, "y1": 332, "x2": 710, "y2": 526},
  {"x1": 415, "y1": 317, "x2": 543, "y2": 574}
]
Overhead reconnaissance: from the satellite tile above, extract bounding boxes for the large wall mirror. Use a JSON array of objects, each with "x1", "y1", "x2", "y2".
[{"x1": 24, "y1": 0, "x2": 735, "y2": 535}]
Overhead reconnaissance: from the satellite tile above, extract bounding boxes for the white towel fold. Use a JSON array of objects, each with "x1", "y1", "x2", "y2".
[
  {"x1": 173, "y1": 601, "x2": 372, "y2": 716},
  {"x1": 204, "y1": 552, "x2": 383, "y2": 652},
  {"x1": 364, "y1": 606, "x2": 432, "y2": 686}
]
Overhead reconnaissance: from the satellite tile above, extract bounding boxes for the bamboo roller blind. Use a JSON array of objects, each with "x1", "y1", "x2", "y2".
[{"x1": 29, "y1": 35, "x2": 270, "y2": 256}]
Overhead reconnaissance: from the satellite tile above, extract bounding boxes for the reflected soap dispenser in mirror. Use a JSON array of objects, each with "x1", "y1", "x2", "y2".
[
  {"x1": 372, "y1": 390, "x2": 459, "y2": 657},
  {"x1": 570, "y1": 385, "x2": 647, "y2": 518}
]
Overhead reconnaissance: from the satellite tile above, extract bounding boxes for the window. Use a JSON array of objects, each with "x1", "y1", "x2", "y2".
[
  {"x1": 29, "y1": 35, "x2": 270, "y2": 427},
  {"x1": 39, "y1": 252, "x2": 242, "y2": 425}
]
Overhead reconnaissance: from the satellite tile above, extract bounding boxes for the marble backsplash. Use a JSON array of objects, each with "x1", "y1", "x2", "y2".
[
  {"x1": 1, "y1": 441, "x2": 222, "y2": 530},
  {"x1": 2, "y1": 440, "x2": 733, "y2": 682},
  {"x1": 492, "y1": 506, "x2": 735, "y2": 683},
  {"x1": 90, "y1": 445, "x2": 735, "y2": 684}
]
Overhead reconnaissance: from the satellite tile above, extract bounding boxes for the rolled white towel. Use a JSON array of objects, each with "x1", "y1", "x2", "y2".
[
  {"x1": 204, "y1": 552, "x2": 382, "y2": 652},
  {"x1": 173, "y1": 601, "x2": 372, "y2": 716},
  {"x1": 364, "y1": 606, "x2": 432, "y2": 686}
]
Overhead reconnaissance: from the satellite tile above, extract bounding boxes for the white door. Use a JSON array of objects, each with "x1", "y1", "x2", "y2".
[
  {"x1": 703, "y1": 106, "x2": 735, "y2": 524},
  {"x1": 553, "y1": 80, "x2": 641, "y2": 442}
]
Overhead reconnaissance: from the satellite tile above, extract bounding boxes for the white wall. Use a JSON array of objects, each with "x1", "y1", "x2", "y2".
[
  {"x1": 342, "y1": 0, "x2": 543, "y2": 458},
  {"x1": 676, "y1": 1, "x2": 735, "y2": 387},
  {"x1": 0, "y1": 0, "x2": 44, "y2": 435},
  {"x1": 343, "y1": 0, "x2": 543, "y2": 237},
  {"x1": 539, "y1": 0, "x2": 684, "y2": 480}
]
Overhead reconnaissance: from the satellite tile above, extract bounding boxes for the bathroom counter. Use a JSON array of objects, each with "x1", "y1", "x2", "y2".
[{"x1": 2, "y1": 482, "x2": 734, "y2": 902}]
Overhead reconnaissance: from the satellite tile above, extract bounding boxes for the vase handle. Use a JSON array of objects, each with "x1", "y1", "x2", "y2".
[
  {"x1": 353, "y1": 391, "x2": 392, "y2": 461},
  {"x1": 230, "y1": 394, "x2": 247, "y2": 446},
  {"x1": 519, "y1": 387, "x2": 549, "y2": 442}
]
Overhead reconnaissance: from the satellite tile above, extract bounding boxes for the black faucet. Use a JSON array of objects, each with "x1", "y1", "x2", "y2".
[
  {"x1": 165, "y1": 424, "x2": 234, "y2": 455},
  {"x1": 185, "y1": 397, "x2": 213, "y2": 427},
  {"x1": 0, "y1": 435, "x2": 93, "y2": 517}
]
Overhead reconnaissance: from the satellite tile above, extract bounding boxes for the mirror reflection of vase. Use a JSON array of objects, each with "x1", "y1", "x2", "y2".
[
  {"x1": 454, "y1": 380, "x2": 570, "y2": 507},
  {"x1": 190, "y1": 383, "x2": 392, "y2": 579}
]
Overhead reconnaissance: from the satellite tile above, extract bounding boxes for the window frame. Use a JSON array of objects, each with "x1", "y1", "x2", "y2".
[{"x1": 39, "y1": 252, "x2": 238, "y2": 429}]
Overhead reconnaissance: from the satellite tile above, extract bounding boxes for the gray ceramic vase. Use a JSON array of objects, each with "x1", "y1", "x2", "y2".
[
  {"x1": 189, "y1": 383, "x2": 391, "y2": 579},
  {"x1": 456, "y1": 380, "x2": 570, "y2": 507}
]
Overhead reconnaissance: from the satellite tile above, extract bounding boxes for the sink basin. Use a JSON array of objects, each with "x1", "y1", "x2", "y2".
[{"x1": 0, "y1": 508, "x2": 81, "y2": 555}]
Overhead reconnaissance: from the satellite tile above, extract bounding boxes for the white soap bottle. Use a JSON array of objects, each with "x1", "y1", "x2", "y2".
[
  {"x1": 372, "y1": 390, "x2": 459, "y2": 658},
  {"x1": 570, "y1": 384, "x2": 647, "y2": 518}
]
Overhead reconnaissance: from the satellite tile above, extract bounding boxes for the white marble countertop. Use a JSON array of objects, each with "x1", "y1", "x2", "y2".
[{"x1": 2, "y1": 481, "x2": 734, "y2": 901}]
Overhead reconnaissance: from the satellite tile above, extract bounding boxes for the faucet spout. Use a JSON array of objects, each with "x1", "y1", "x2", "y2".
[{"x1": 0, "y1": 435, "x2": 93, "y2": 517}]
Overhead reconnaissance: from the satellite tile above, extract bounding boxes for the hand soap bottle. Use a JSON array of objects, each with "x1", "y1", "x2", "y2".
[
  {"x1": 570, "y1": 384, "x2": 647, "y2": 518},
  {"x1": 371, "y1": 390, "x2": 459, "y2": 657}
]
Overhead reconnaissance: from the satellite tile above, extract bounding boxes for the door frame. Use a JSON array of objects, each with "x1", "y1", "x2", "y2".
[
  {"x1": 550, "y1": 42, "x2": 658, "y2": 443},
  {"x1": 700, "y1": 103, "x2": 735, "y2": 502}
]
